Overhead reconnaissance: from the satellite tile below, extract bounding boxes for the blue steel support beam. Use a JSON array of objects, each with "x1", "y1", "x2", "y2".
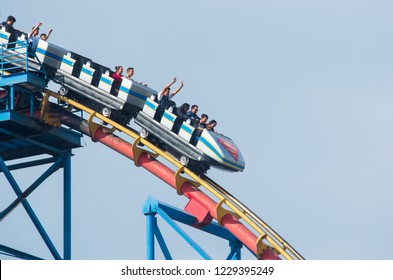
[
  {"x1": 144, "y1": 202, "x2": 173, "y2": 260},
  {"x1": 0, "y1": 157, "x2": 58, "y2": 172},
  {"x1": 5, "y1": 90, "x2": 9, "y2": 109},
  {"x1": 143, "y1": 197, "x2": 244, "y2": 260},
  {"x1": 154, "y1": 223, "x2": 173, "y2": 260},
  {"x1": 156, "y1": 200, "x2": 239, "y2": 243},
  {"x1": 63, "y1": 153, "x2": 72, "y2": 260},
  {"x1": 157, "y1": 207, "x2": 212, "y2": 260},
  {"x1": 0, "y1": 110, "x2": 81, "y2": 147},
  {"x1": 10, "y1": 86, "x2": 14, "y2": 109},
  {"x1": 0, "y1": 71, "x2": 47, "y2": 88},
  {"x1": 29, "y1": 92, "x2": 34, "y2": 117},
  {"x1": 226, "y1": 241, "x2": 242, "y2": 260},
  {"x1": 0, "y1": 127, "x2": 65, "y2": 155},
  {"x1": 145, "y1": 212, "x2": 156, "y2": 260},
  {"x1": 2, "y1": 87, "x2": 10, "y2": 109},
  {"x1": 0, "y1": 157, "x2": 62, "y2": 260},
  {"x1": 0, "y1": 155, "x2": 65, "y2": 221},
  {"x1": 0, "y1": 244, "x2": 42, "y2": 260}
]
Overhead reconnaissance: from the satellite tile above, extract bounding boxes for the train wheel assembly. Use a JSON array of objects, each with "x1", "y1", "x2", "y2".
[
  {"x1": 59, "y1": 87, "x2": 68, "y2": 96},
  {"x1": 140, "y1": 128, "x2": 149, "y2": 139},
  {"x1": 180, "y1": 155, "x2": 189, "y2": 166},
  {"x1": 102, "y1": 107, "x2": 111, "y2": 117}
]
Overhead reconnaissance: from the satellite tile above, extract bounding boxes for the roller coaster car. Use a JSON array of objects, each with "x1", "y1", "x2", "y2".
[
  {"x1": 135, "y1": 96, "x2": 245, "y2": 174},
  {"x1": 1, "y1": 27, "x2": 246, "y2": 174},
  {"x1": 1, "y1": 27, "x2": 157, "y2": 124},
  {"x1": 52, "y1": 50, "x2": 158, "y2": 124}
]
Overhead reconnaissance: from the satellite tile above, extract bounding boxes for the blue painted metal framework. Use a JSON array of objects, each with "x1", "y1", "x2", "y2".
[
  {"x1": 1, "y1": 40, "x2": 248, "y2": 260},
  {"x1": 0, "y1": 153, "x2": 72, "y2": 259},
  {"x1": 143, "y1": 196, "x2": 243, "y2": 260},
  {"x1": 1, "y1": 41, "x2": 47, "y2": 118},
  {"x1": 0, "y1": 42, "x2": 81, "y2": 259}
]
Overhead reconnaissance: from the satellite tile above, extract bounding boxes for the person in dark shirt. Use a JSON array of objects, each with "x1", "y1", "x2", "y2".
[
  {"x1": 186, "y1": 104, "x2": 200, "y2": 126},
  {"x1": 197, "y1": 114, "x2": 209, "y2": 131},
  {"x1": 176, "y1": 103, "x2": 190, "y2": 121},
  {"x1": 155, "y1": 77, "x2": 183, "y2": 120},
  {"x1": 2, "y1": 15, "x2": 17, "y2": 48},
  {"x1": 157, "y1": 77, "x2": 183, "y2": 105},
  {"x1": 193, "y1": 113, "x2": 209, "y2": 140},
  {"x1": 206, "y1": 119, "x2": 217, "y2": 132}
]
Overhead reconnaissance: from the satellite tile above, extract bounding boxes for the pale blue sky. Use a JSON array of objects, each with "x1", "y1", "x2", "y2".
[{"x1": 1, "y1": 0, "x2": 393, "y2": 259}]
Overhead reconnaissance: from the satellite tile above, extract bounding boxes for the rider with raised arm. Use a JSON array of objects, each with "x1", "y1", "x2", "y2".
[
  {"x1": 28, "y1": 22, "x2": 42, "y2": 55},
  {"x1": 156, "y1": 77, "x2": 184, "y2": 119}
]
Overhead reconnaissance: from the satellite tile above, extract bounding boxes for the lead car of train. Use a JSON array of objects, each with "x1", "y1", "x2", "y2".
[{"x1": 0, "y1": 26, "x2": 245, "y2": 174}]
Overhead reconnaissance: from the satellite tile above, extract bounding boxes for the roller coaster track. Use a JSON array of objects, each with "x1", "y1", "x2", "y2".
[
  {"x1": 201, "y1": 175, "x2": 304, "y2": 260},
  {"x1": 39, "y1": 89, "x2": 304, "y2": 260}
]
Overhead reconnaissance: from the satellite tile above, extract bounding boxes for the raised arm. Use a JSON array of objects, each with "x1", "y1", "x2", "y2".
[
  {"x1": 164, "y1": 77, "x2": 177, "y2": 90},
  {"x1": 158, "y1": 77, "x2": 177, "y2": 97},
  {"x1": 28, "y1": 22, "x2": 42, "y2": 37},
  {"x1": 46, "y1": 29, "x2": 53, "y2": 40},
  {"x1": 171, "y1": 80, "x2": 184, "y2": 97}
]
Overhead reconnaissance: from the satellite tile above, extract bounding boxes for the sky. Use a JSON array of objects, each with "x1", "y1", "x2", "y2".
[{"x1": 1, "y1": 0, "x2": 393, "y2": 260}]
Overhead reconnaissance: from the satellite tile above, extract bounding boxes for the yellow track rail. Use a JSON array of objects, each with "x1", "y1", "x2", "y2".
[{"x1": 41, "y1": 89, "x2": 304, "y2": 260}]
